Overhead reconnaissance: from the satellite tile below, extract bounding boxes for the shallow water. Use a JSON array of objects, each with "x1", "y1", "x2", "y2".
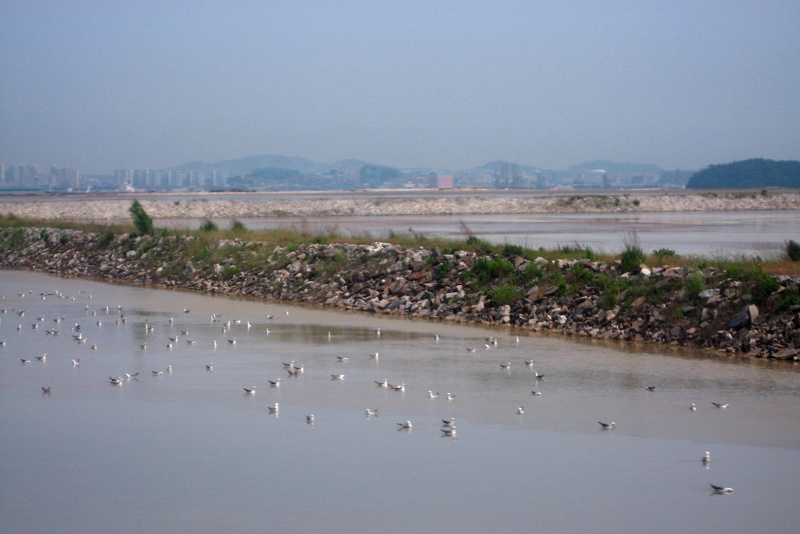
[
  {"x1": 1, "y1": 271, "x2": 800, "y2": 533},
  {"x1": 156, "y1": 210, "x2": 799, "y2": 258}
]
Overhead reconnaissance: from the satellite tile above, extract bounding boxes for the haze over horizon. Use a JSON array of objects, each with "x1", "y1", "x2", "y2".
[{"x1": 1, "y1": 1, "x2": 799, "y2": 175}]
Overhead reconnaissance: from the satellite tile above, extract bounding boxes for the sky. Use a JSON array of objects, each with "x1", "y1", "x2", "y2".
[{"x1": 1, "y1": 1, "x2": 799, "y2": 175}]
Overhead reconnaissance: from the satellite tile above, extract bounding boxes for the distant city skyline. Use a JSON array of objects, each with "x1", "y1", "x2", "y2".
[{"x1": 2, "y1": 2, "x2": 799, "y2": 175}]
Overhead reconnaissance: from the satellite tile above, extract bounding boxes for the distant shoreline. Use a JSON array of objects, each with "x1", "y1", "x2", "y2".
[{"x1": 1, "y1": 190, "x2": 798, "y2": 221}]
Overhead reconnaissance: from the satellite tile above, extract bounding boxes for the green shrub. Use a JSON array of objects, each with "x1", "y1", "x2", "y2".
[
  {"x1": 519, "y1": 261, "x2": 542, "y2": 284},
  {"x1": 231, "y1": 219, "x2": 248, "y2": 233},
  {"x1": 128, "y1": 200, "x2": 154, "y2": 236},
  {"x1": 749, "y1": 268, "x2": 780, "y2": 305},
  {"x1": 465, "y1": 236, "x2": 494, "y2": 254},
  {"x1": 653, "y1": 248, "x2": 676, "y2": 258},
  {"x1": 0, "y1": 228, "x2": 27, "y2": 251},
  {"x1": 620, "y1": 244, "x2": 646, "y2": 272},
  {"x1": 488, "y1": 284, "x2": 520, "y2": 306},
  {"x1": 435, "y1": 262, "x2": 453, "y2": 279},
  {"x1": 571, "y1": 262, "x2": 595, "y2": 284},
  {"x1": 787, "y1": 240, "x2": 800, "y2": 262},
  {"x1": 98, "y1": 231, "x2": 115, "y2": 247},
  {"x1": 221, "y1": 266, "x2": 239, "y2": 279},
  {"x1": 470, "y1": 257, "x2": 514, "y2": 284},
  {"x1": 684, "y1": 271, "x2": 705, "y2": 299},
  {"x1": 501, "y1": 244, "x2": 525, "y2": 258},
  {"x1": 199, "y1": 219, "x2": 218, "y2": 232},
  {"x1": 39, "y1": 229, "x2": 50, "y2": 244},
  {"x1": 776, "y1": 284, "x2": 800, "y2": 312}
]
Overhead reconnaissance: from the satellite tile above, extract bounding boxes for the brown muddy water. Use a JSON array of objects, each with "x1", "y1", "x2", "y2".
[{"x1": 1, "y1": 271, "x2": 799, "y2": 533}]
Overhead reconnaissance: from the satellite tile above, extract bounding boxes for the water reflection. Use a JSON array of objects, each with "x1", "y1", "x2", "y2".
[{"x1": 2, "y1": 271, "x2": 800, "y2": 533}]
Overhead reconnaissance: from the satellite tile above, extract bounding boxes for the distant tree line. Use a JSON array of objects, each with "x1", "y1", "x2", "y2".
[{"x1": 686, "y1": 158, "x2": 800, "y2": 189}]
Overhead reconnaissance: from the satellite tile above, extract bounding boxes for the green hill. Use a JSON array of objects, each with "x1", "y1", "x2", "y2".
[{"x1": 687, "y1": 159, "x2": 800, "y2": 189}]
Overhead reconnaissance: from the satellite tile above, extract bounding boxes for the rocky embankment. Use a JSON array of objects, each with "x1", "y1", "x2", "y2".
[
  {"x1": 1, "y1": 190, "x2": 799, "y2": 220},
  {"x1": 1, "y1": 226, "x2": 798, "y2": 361}
]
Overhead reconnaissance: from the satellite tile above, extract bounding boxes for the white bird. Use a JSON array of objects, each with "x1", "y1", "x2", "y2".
[
  {"x1": 441, "y1": 427, "x2": 456, "y2": 436},
  {"x1": 35, "y1": 354, "x2": 46, "y2": 362},
  {"x1": 71, "y1": 359, "x2": 80, "y2": 366},
  {"x1": 531, "y1": 390, "x2": 542, "y2": 396},
  {"x1": 517, "y1": 407, "x2": 525, "y2": 415},
  {"x1": 710, "y1": 484, "x2": 733, "y2": 494},
  {"x1": 41, "y1": 386, "x2": 52, "y2": 394},
  {"x1": 283, "y1": 360, "x2": 295, "y2": 369},
  {"x1": 525, "y1": 360, "x2": 534, "y2": 366},
  {"x1": 20, "y1": 358, "x2": 31, "y2": 364},
  {"x1": 500, "y1": 362, "x2": 511, "y2": 369},
  {"x1": 442, "y1": 418, "x2": 456, "y2": 427},
  {"x1": 690, "y1": 403, "x2": 697, "y2": 411},
  {"x1": 110, "y1": 377, "x2": 123, "y2": 385},
  {"x1": 125, "y1": 372, "x2": 139, "y2": 379},
  {"x1": 331, "y1": 374, "x2": 345, "y2": 380},
  {"x1": 243, "y1": 387, "x2": 256, "y2": 394},
  {"x1": 152, "y1": 370, "x2": 163, "y2": 376},
  {"x1": 269, "y1": 379, "x2": 280, "y2": 387},
  {"x1": 397, "y1": 421, "x2": 412, "y2": 429},
  {"x1": 206, "y1": 363, "x2": 213, "y2": 372},
  {"x1": 466, "y1": 347, "x2": 476, "y2": 352},
  {"x1": 369, "y1": 352, "x2": 379, "y2": 360},
  {"x1": 712, "y1": 402, "x2": 730, "y2": 409},
  {"x1": 306, "y1": 415, "x2": 315, "y2": 424},
  {"x1": 293, "y1": 365, "x2": 304, "y2": 373},
  {"x1": 268, "y1": 403, "x2": 279, "y2": 414},
  {"x1": 534, "y1": 372, "x2": 545, "y2": 380},
  {"x1": 167, "y1": 365, "x2": 172, "y2": 374},
  {"x1": 390, "y1": 383, "x2": 405, "y2": 391},
  {"x1": 428, "y1": 391, "x2": 439, "y2": 399},
  {"x1": 228, "y1": 338, "x2": 236, "y2": 345},
  {"x1": 365, "y1": 408, "x2": 378, "y2": 417},
  {"x1": 447, "y1": 393, "x2": 456, "y2": 401},
  {"x1": 645, "y1": 386, "x2": 656, "y2": 392},
  {"x1": 703, "y1": 451, "x2": 711, "y2": 465},
  {"x1": 336, "y1": 356, "x2": 349, "y2": 362},
  {"x1": 598, "y1": 421, "x2": 616, "y2": 430}
]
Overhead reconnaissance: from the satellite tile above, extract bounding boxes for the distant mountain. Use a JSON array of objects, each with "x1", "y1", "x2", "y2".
[
  {"x1": 330, "y1": 159, "x2": 372, "y2": 172},
  {"x1": 174, "y1": 155, "x2": 332, "y2": 175},
  {"x1": 687, "y1": 159, "x2": 800, "y2": 189}
]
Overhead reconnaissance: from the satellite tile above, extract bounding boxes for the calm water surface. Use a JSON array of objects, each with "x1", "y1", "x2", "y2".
[
  {"x1": 2, "y1": 271, "x2": 800, "y2": 533},
  {"x1": 157, "y1": 210, "x2": 800, "y2": 258}
]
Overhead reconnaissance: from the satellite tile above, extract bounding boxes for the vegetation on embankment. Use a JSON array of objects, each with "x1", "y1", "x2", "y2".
[{"x1": 1, "y1": 214, "x2": 799, "y2": 361}]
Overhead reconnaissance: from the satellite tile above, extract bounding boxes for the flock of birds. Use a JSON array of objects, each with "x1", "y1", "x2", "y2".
[{"x1": 4, "y1": 287, "x2": 735, "y2": 496}]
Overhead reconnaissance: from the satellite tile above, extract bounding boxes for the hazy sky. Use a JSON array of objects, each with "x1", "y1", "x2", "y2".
[{"x1": 1, "y1": 1, "x2": 799, "y2": 174}]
